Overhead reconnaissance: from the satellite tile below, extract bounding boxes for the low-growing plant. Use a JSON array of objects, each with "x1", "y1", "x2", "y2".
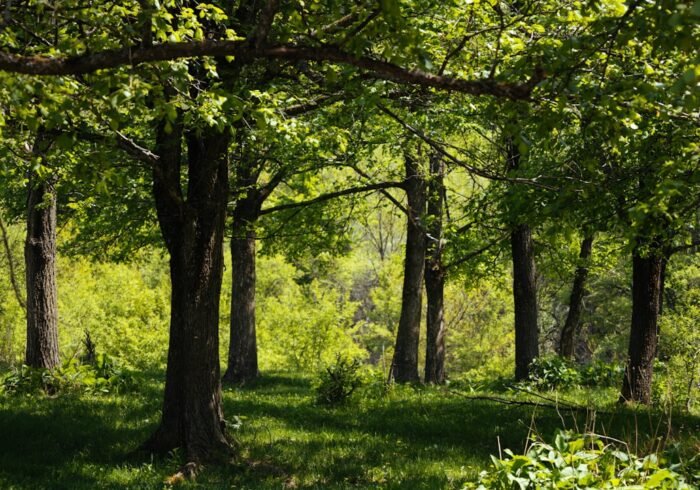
[
  {"x1": 579, "y1": 360, "x2": 624, "y2": 387},
  {"x1": 315, "y1": 355, "x2": 364, "y2": 406},
  {"x1": 464, "y1": 431, "x2": 694, "y2": 489},
  {"x1": 528, "y1": 356, "x2": 581, "y2": 390},
  {"x1": 0, "y1": 354, "x2": 133, "y2": 396}
]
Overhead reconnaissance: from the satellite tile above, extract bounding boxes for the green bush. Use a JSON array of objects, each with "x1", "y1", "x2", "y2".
[
  {"x1": 464, "y1": 431, "x2": 694, "y2": 489},
  {"x1": 315, "y1": 355, "x2": 364, "y2": 407},
  {"x1": 527, "y1": 357, "x2": 624, "y2": 391},
  {"x1": 579, "y1": 360, "x2": 624, "y2": 387},
  {"x1": 528, "y1": 356, "x2": 581, "y2": 390}
]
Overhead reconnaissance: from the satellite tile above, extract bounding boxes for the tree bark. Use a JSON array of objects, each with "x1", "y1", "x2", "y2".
[
  {"x1": 391, "y1": 153, "x2": 426, "y2": 383},
  {"x1": 558, "y1": 235, "x2": 594, "y2": 359},
  {"x1": 142, "y1": 120, "x2": 232, "y2": 463},
  {"x1": 424, "y1": 154, "x2": 446, "y2": 384},
  {"x1": 24, "y1": 173, "x2": 59, "y2": 370},
  {"x1": 620, "y1": 248, "x2": 663, "y2": 404},
  {"x1": 511, "y1": 223, "x2": 539, "y2": 380},
  {"x1": 223, "y1": 203, "x2": 259, "y2": 385},
  {"x1": 506, "y1": 138, "x2": 539, "y2": 381}
]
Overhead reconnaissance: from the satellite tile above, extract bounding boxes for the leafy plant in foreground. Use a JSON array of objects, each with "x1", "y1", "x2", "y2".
[{"x1": 464, "y1": 431, "x2": 694, "y2": 489}]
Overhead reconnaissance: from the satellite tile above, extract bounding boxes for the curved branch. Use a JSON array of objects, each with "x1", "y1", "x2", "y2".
[
  {"x1": 0, "y1": 41, "x2": 542, "y2": 99},
  {"x1": 259, "y1": 180, "x2": 405, "y2": 216}
]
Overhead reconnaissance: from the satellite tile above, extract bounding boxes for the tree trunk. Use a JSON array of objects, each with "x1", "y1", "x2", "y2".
[
  {"x1": 424, "y1": 154, "x2": 446, "y2": 384},
  {"x1": 142, "y1": 121, "x2": 232, "y2": 463},
  {"x1": 24, "y1": 173, "x2": 59, "y2": 370},
  {"x1": 506, "y1": 138, "x2": 539, "y2": 381},
  {"x1": 223, "y1": 205, "x2": 259, "y2": 385},
  {"x1": 620, "y1": 248, "x2": 663, "y2": 404},
  {"x1": 391, "y1": 153, "x2": 426, "y2": 383},
  {"x1": 511, "y1": 224, "x2": 539, "y2": 380},
  {"x1": 558, "y1": 235, "x2": 594, "y2": 359}
]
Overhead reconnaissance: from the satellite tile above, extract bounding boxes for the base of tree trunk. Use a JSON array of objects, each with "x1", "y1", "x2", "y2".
[
  {"x1": 141, "y1": 423, "x2": 234, "y2": 464},
  {"x1": 222, "y1": 368, "x2": 259, "y2": 386}
]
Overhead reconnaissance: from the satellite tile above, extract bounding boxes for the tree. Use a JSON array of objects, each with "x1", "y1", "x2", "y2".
[
  {"x1": 424, "y1": 153, "x2": 447, "y2": 384},
  {"x1": 558, "y1": 235, "x2": 594, "y2": 359},
  {"x1": 24, "y1": 132, "x2": 60, "y2": 370},
  {"x1": 390, "y1": 151, "x2": 427, "y2": 383}
]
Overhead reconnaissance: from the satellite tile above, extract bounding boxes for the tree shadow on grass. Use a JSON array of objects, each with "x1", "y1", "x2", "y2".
[
  {"x1": 0, "y1": 388, "x2": 163, "y2": 489},
  {"x1": 225, "y1": 376, "x2": 700, "y2": 481}
]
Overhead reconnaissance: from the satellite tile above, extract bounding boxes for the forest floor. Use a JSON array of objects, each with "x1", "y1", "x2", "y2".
[{"x1": 0, "y1": 371, "x2": 698, "y2": 489}]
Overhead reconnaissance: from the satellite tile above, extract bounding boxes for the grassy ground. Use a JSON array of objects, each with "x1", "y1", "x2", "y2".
[{"x1": 0, "y1": 371, "x2": 698, "y2": 489}]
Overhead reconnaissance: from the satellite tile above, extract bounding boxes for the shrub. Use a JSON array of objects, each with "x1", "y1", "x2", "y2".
[
  {"x1": 527, "y1": 357, "x2": 624, "y2": 390},
  {"x1": 528, "y1": 356, "x2": 581, "y2": 390},
  {"x1": 579, "y1": 360, "x2": 624, "y2": 387},
  {"x1": 464, "y1": 431, "x2": 694, "y2": 489},
  {"x1": 315, "y1": 355, "x2": 363, "y2": 407}
]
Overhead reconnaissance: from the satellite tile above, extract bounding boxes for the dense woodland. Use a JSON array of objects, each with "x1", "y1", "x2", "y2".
[{"x1": 0, "y1": 0, "x2": 698, "y2": 488}]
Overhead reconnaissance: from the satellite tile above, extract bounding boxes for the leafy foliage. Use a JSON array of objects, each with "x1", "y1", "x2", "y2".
[
  {"x1": 465, "y1": 431, "x2": 695, "y2": 489},
  {"x1": 315, "y1": 355, "x2": 364, "y2": 407},
  {"x1": 527, "y1": 357, "x2": 624, "y2": 390},
  {"x1": 1, "y1": 354, "x2": 133, "y2": 396}
]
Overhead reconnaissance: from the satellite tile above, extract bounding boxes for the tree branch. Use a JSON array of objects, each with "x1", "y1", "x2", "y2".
[
  {"x1": 259, "y1": 180, "x2": 405, "y2": 216},
  {"x1": 377, "y1": 104, "x2": 555, "y2": 189},
  {"x1": 0, "y1": 41, "x2": 541, "y2": 99}
]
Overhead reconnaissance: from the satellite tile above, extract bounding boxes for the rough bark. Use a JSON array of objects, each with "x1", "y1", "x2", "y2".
[
  {"x1": 24, "y1": 173, "x2": 59, "y2": 370},
  {"x1": 511, "y1": 223, "x2": 539, "y2": 380},
  {"x1": 506, "y1": 138, "x2": 539, "y2": 381},
  {"x1": 142, "y1": 120, "x2": 232, "y2": 463},
  {"x1": 620, "y1": 249, "x2": 663, "y2": 404},
  {"x1": 424, "y1": 154, "x2": 446, "y2": 384},
  {"x1": 223, "y1": 203, "x2": 259, "y2": 385},
  {"x1": 391, "y1": 154, "x2": 426, "y2": 383},
  {"x1": 558, "y1": 235, "x2": 594, "y2": 359}
]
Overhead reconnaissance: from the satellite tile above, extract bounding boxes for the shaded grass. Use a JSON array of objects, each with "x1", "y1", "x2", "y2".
[{"x1": 0, "y1": 370, "x2": 698, "y2": 489}]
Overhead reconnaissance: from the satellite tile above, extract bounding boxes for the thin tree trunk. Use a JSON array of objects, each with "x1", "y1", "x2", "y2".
[
  {"x1": 424, "y1": 154, "x2": 446, "y2": 384},
  {"x1": 558, "y1": 235, "x2": 594, "y2": 359},
  {"x1": 658, "y1": 254, "x2": 667, "y2": 317},
  {"x1": 223, "y1": 205, "x2": 259, "y2": 384},
  {"x1": 620, "y1": 248, "x2": 663, "y2": 404},
  {"x1": 0, "y1": 213, "x2": 26, "y2": 310},
  {"x1": 143, "y1": 121, "x2": 232, "y2": 463},
  {"x1": 391, "y1": 153, "x2": 426, "y2": 383},
  {"x1": 24, "y1": 131, "x2": 59, "y2": 370}
]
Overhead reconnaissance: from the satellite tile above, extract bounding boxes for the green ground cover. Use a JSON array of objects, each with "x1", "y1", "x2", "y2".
[{"x1": 1, "y1": 371, "x2": 697, "y2": 489}]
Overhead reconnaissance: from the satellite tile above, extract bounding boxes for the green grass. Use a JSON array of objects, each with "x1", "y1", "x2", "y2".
[{"x1": 0, "y1": 370, "x2": 698, "y2": 489}]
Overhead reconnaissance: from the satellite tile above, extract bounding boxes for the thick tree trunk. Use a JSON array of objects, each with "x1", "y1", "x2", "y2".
[
  {"x1": 391, "y1": 154, "x2": 426, "y2": 383},
  {"x1": 506, "y1": 138, "x2": 539, "y2": 381},
  {"x1": 24, "y1": 175, "x2": 59, "y2": 370},
  {"x1": 223, "y1": 206, "x2": 259, "y2": 384},
  {"x1": 558, "y1": 235, "x2": 594, "y2": 359},
  {"x1": 620, "y1": 249, "x2": 663, "y2": 404},
  {"x1": 511, "y1": 224, "x2": 539, "y2": 380},
  {"x1": 424, "y1": 154, "x2": 446, "y2": 384},
  {"x1": 143, "y1": 122, "x2": 232, "y2": 463}
]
